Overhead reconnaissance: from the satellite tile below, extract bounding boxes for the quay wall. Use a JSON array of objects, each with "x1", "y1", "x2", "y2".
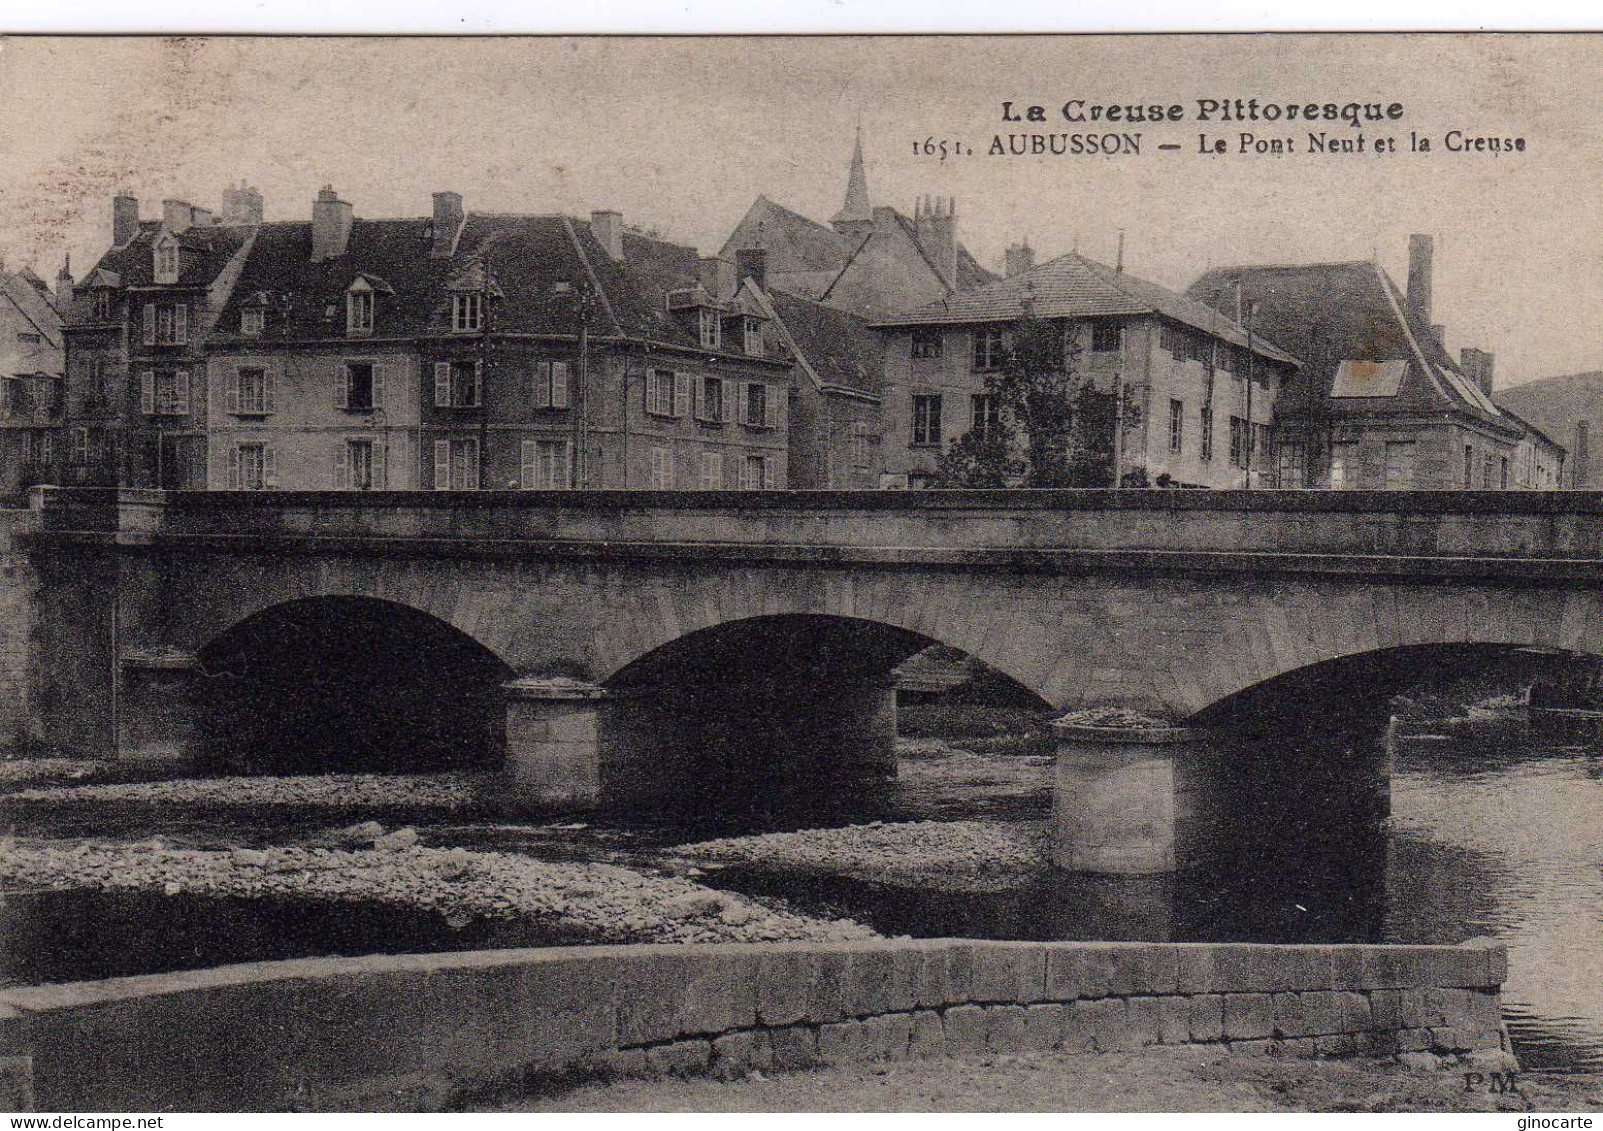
[
  {"x1": 0, "y1": 937, "x2": 1510, "y2": 1112},
  {"x1": 0, "y1": 508, "x2": 42, "y2": 753}
]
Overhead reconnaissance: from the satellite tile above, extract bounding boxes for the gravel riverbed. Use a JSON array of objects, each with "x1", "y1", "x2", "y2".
[{"x1": 4, "y1": 770, "x2": 498, "y2": 811}]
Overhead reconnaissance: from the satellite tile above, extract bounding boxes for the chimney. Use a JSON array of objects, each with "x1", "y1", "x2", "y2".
[
  {"x1": 590, "y1": 210, "x2": 623, "y2": 261},
  {"x1": 913, "y1": 196, "x2": 958, "y2": 289},
  {"x1": 1005, "y1": 240, "x2": 1034, "y2": 278},
  {"x1": 310, "y1": 186, "x2": 354, "y2": 262},
  {"x1": 222, "y1": 180, "x2": 264, "y2": 224},
  {"x1": 162, "y1": 199, "x2": 196, "y2": 233},
  {"x1": 54, "y1": 258, "x2": 73, "y2": 315},
  {"x1": 695, "y1": 256, "x2": 736, "y2": 303},
  {"x1": 431, "y1": 191, "x2": 464, "y2": 259},
  {"x1": 1407, "y1": 233, "x2": 1434, "y2": 322},
  {"x1": 1460, "y1": 347, "x2": 1495, "y2": 397},
  {"x1": 734, "y1": 247, "x2": 767, "y2": 291},
  {"x1": 191, "y1": 206, "x2": 215, "y2": 228},
  {"x1": 112, "y1": 195, "x2": 140, "y2": 247},
  {"x1": 1574, "y1": 420, "x2": 1590, "y2": 489}
]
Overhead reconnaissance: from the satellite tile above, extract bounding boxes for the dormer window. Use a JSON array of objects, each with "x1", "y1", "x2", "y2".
[
  {"x1": 154, "y1": 237, "x2": 180, "y2": 284},
  {"x1": 699, "y1": 308, "x2": 721, "y2": 350},
  {"x1": 452, "y1": 293, "x2": 483, "y2": 333},
  {"x1": 93, "y1": 291, "x2": 112, "y2": 322},
  {"x1": 743, "y1": 317, "x2": 763, "y2": 356},
  {"x1": 346, "y1": 280, "x2": 375, "y2": 336},
  {"x1": 241, "y1": 307, "x2": 264, "y2": 338}
]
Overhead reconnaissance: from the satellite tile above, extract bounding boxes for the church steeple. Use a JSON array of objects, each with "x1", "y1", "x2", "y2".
[{"x1": 831, "y1": 125, "x2": 873, "y2": 233}]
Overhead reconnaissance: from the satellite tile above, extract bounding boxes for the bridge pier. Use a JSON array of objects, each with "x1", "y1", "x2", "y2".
[
  {"x1": 1050, "y1": 718, "x2": 1225, "y2": 875},
  {"x1": 117, "y1": 649, "x2": 202, "y2": 767}
]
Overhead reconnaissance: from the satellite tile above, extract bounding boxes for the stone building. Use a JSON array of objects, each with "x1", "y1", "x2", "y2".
[
  {"x1": 719, "y1": 129, "x2": 997, "y2": 321},
  {"x1": 1492, "y1": 371, "x2": 1593, "y2": 488},
  {"x1": 202, "y1": 191, "x2": 794, "y2": 490},
  {"x1": 1189, "y1": 236, "x2": 1561, "y2": 490},
  {"x1": 60, "y1": 188, "x2": 262, "y2": 488},
  {"x1": 869, "y1": 247, "x2": 1299, "y2": 489},
  {"x1": 0, "y1": 268, "x2": 66, "y2": 496}
]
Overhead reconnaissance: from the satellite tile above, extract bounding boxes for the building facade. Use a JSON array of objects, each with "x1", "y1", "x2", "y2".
[
  {"x1": 870, "y1": 248, "x2": 1299, "y2": 489},
  {"x1": 0, "y1": 269, "x2": 67, "y2": 496},
  {"x1": 1189, "y1": 236, "x2": 1559, "y2": 491}
]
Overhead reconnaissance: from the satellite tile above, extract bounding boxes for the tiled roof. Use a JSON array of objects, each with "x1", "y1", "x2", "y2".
[
  {"x1": 0, "y1": 271, "x2": 63, "y2": 349},
  {"x1": 1188, "y1": 260, "x2": 1505, "y2": 423},
  {"x1": 86, "y1": 220, "x2": 254, "y2": 291},
  {"x1": 876, "y1": 252, "x2": 1298, "y2": 366},
  {"x1": 764, "y1": 287, "x2": 884, "y2": 397},
  {"x1": 1495, "y1": 371, "x2": 1603, "y2": 451}
]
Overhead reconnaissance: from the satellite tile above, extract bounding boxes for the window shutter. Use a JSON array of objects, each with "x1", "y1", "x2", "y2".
[
  {"x1": 228, "y1": 444, "x2": 241, "y2": 490},
  {"x1": 263, "y1": 447, "x2": 278, "y2": 489},
  {"x1": 721, "y1": 379, "x2": 734, "y2": 423},
  {"x1": 372, "y1": 363, "x2": 386, "y2": 410},
  {"x1": 174, "y1": 370, "x2": 190, "y2": 415},
  {"x1": 674, "y1": 372, "x2": 691, "y2": 418},
  {"x1": 765, "y1": 385, "x2": 779, "y2": 429},
  {"x1": 142, "y1": 304, "x2": 156, "y2": 346},
  {"x1": 227, "y1": 370, "x2": 241, "y2": 414},
  {"x1": 463, "y1": 439, "x2": 479, "y2": 490},
  {"x1": 434, "y1": 363, "x2": 451, "y2": 407},
  {"x1": 473, "y1": 361, "x2": 483, "y2": 407},
  {"x1": 374, "y1": 442, "x2": 388, "y2": 489},
  {"x1": 533, "y1": 363, "x2": 551, "y2": 410},
  {"x1": 739, "y1": 459, "x2": 752, "y2": 490},
  {"x1": 433, "y1": 440, "x2": 451, "y2": 490},
  {"x1": 763, "y1": 459, "x2": 776, "y2": 490},
  {"x1": 694, "y1": 377, "x2": 706, "y2": 421},
  {"x1": 140, "y1": 370, "x2": 155, "y2": 416},
  {"x1": 551, "y1": 362, "x2": 570, "y2": 409},
  {"x1": 334, "y1": 366, "x2": 349, "y2": 409},
  {"x1": 521, "y1": 440, "x2": 537, "y2": 489},
  {"x1": 173, "y1": 304, "x2": 188, "y2": 345},
  {"x1": 334, "y1": 443, "x2": 349, "y2": 490},
  {"x1": 264, "y1": 366, "x2": 277, "y2": 414}
]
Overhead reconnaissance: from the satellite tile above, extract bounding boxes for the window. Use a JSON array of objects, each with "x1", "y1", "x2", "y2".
[
  {"x1": 741, "y1": 455, "x2": 775, "y2": 490},
  {"x1": 432, "y1": 438, "x2": 480, "y2": 490},
  {"x1": 851, "y1": 422, "x2": 871, "y2": 468},
  {"x1": 743, "y1": 382, "x2": 777, "y2": 428},
  {"x1": 1482, "y1": 454, "x2": 1495, "y2": 489},
  {"x1": 1199, "y1": 407, "x2": 1213, "y2": 462},
  {"x1": 973, "y1": 327, "x2": 1005, "y2": 371},
  {"x1": 1277, "y1": 441, "x2": 1306, "y2": 488},
  {"x1": 139, "y1": 370, "x2": 190, "y2": 416},
  {"x1": 70, "y1": 427, "x2": 88, "y2": 466},
  {"x1": 646, "y1": 370, "x2": 676, "y2": 416},
  {"x1": 433, "y1": 361, "x2": 481, "y2": 408},
  {"x1": 1090, "y1": 319, "x2": 1123, "y2": 353},
  {"x1": 911, "y1": 329, "x2": 943, "y2": 360},
  {"x1": 1215, "y1": 345, "x2": 1237, "y2": 374},
  {"x1": 743, "y1": 318, "x2": 763, "y2": 357},
  {"x1": 520, "y1": 439, "x2": 570, "y2": 490},
  {"x1": 142, "y1": 302, "x2": 187, "y2": 346},
  {"x1": 1385, "y1": 441, "x2": 1417, "y2": 490},
  {"x1": 93, "y1": 291, "x2": 112, "y2": 322},
  {"x1": 155, "y1": 240, "x2": 179, "y2": 283},
  {"x1": 700, "y1": 450, "x2": 724, "y2": 490},
  {"x1": 672, "y1": 372, "x2": 692, "y2": 418},
  {"x1": 16, "y1": 332, "x2": 39, "y2": 345},
  {"x1": 696, "y1": 375, "x2": 727, "y2": 423},
  {"x1": 241, "y1": 307, "x2": 264, "y2": 337},
  {"x1": 1168, "y1": 399, "x2": 1184, "y2": 454},
  {"x1": 24, "y1": 430, "x2": 51, "y2": 468},
  {"x1": 342, "y1": 362, "x2": 376, "y2": 411},
  {"x1": 1228, "y1": 416, "x2": 1247, "y2": 468},
  {"x1": 1500, "y1": 456, "x2": 1509, "y2": 490},
  {"x1": 649, "y1": 445, "x2": 674, "y2": 489},
  {"x1": 452, "y1": 293, "x2": 483, "y2": 333},
  {"x1": 347, "y1": 290, "x2": 374, "y2": 335},
  {"x1": 699, "y1": 308, "x2": 721, "y2": 350},
  {"x1": 532, "y1": 361, "x2": 570, "y2": 409},
  {"x1": 335, "y1": 439, "x2": 386, "y2": 491},
  {"x1": 1463, "y1": 444, "x2": 1475, "y2": 489},
  {"x1": 229, "y1": 442, "x2": 276, "y2": 491},
  {"x1": 971, "y1": 394, "x2": 1000, "y2": 442},
  {"x1": 913, "y1": 393, "x2": 943, "y2": 446},
  {"x1": 229, "y1": 366, "x2": 274, "y2": 415},
  {"x1": 1329, "y1": 442, "x2": 1357, "y2": 489}
]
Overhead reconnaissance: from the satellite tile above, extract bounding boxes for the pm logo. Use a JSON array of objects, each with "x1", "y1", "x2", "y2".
[{"x1": 1464, "y1": 1071, "x2": 1520, "y2": 1094}]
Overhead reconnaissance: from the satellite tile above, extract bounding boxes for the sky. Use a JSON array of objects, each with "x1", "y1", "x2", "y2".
[{"x1": 0, "y1": 34, "x2": 1599, "y2": 386}]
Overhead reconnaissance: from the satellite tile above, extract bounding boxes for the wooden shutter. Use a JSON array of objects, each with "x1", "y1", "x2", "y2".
[
  {"x1": 463, "y1": 438, "x2": 479, "y2": 490},
  {"x1": 142, "y1": 304, "x2": 156, "y2": 346},
  {"x1": 263, "y1": 366, "x2": 277, "y2": 413},
  {"x1": 372, "y1": 363, "x2": 386, "y2": 410},
  {"x1": 434, "y1": 363, "x2": 451, "y2": 407},
  {"x1": 694, "y1": 376, "x2": 706, "y2": 421},
  {"x1": 334, "y1": 365, "x2": 349, "y2": 409},
  {"x1": 433, "y1": 440, "x2": 450, "y2": 490},
  {"x1": 521, "y1": 439, "x2": 537, "y2": 489},
  {"x1": 228, "y1": 444, "x2": 241, "y2": 490},
  {"x1": 174, "y1": 370, "x2": 190, "y2": 415},
  {"x1": 472, "y1": 361, "x2": 483, "y2": 407},
  {"x1": 673, "y1": 372, "x2": 691, "y2": 418},
  {"x1": 551, "y1": 362, "x2": 570, "y2": 409},
  {"x1": 764, "y1": 384, "x2": 780, "y2": 429},
  {"x1": 227, "y1": 369, "x2": 241, "y2": 414},
  {"x1": 374, "y1": 441, "x2": 388, "y2": 489},
  {"x1": 532, "y1": 363, "x2": 551, "y2": 409},
  {"x1": 721, "y1": 379, "x2": 734, "y2": 423},
  {"x1": 334, "y1": 442, "x2": 350, "y2": 490},
  {"x1": 173, "y1": 304, "x2": 188, "y2": 345},
  {"x1": 763, "y1": 458, "x2": 776, "y2": 490},
  {"x1": 139, "y1": 370, "x2": 155, "y2": 415},
  {"x1": 263, "y1": 446, "x2": 278, "y2": 489}
]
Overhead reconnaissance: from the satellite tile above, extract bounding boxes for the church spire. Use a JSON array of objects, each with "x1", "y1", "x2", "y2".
[{"x1": 831, "y1": 125, "x2": 873, "y2": 229}]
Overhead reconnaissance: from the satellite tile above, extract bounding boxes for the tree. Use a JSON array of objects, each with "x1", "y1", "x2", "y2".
[{"x1": 936, "y1": 314, "x2": 1110, "y2": 488}]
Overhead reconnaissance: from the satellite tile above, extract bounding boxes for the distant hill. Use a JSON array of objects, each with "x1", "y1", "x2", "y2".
[{"x1": 1494, "y1": 371, "x2": 1603, "y2": 453}]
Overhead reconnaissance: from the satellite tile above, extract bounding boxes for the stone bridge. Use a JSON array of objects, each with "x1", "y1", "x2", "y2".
[{"x1": 22, "y1": 486, "x2": 1603, "y2": 873}]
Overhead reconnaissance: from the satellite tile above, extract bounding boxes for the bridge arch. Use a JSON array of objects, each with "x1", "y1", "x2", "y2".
[{"x1": 193, "y1": 596, "x2": 514, "y2": 774}]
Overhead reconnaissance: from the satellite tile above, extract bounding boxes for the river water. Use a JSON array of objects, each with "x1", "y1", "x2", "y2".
[{"x1": 2, "y1": 709, "x2": 1601, "y2": 1072}]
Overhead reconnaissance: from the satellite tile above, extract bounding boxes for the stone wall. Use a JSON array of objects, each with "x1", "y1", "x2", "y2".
[
  {"x1": 0, "y1": 937, "x2": 1509, "y2": 1112},
  {"x1": 0, "y1": 507, "x2": 41, "y2": 752}
]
